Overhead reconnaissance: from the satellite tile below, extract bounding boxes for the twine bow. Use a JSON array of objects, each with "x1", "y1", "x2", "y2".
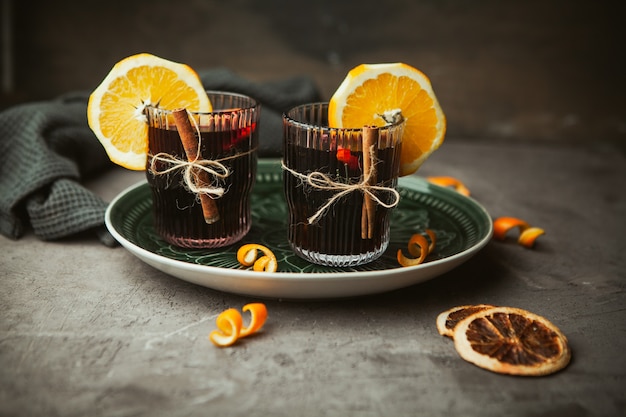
[
  {"x1": 281, "y1": 159, "x2": 400, "y2": 224},
  {"x1": 150, "y1": 153, "x2": 230, "y2": 198}
]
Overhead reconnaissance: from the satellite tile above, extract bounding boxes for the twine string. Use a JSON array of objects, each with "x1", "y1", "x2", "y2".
[
  {"x1": 150, "y1": 153, "x2": 230, "y2": 198},
  {"x1": 281, "y1": 150, "x2": 400, "y2": 224},
  {"x1": 149, "y1": 110, "x2": 256, "y2": 199}
]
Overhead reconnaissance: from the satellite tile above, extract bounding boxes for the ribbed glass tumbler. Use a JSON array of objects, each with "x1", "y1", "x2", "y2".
[
  {"x1": 145, "y1": 91, "x2": 259, "y2": 248},
  {"x1": 283, "y1": 102, "x2": 404, "y2": 267}
]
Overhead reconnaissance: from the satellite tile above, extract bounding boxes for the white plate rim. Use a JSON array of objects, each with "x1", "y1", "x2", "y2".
[{"x1": 105, "y1": 176, "x2": 493, "y2": 299}]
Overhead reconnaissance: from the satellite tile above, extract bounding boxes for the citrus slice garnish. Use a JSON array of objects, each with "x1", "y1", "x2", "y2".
[
  {"x1": 436, "y1": 304, "x2": 496, "y2": 337},
  {"x1": 452, "y1": 306, "x2": 571, "y2": 376},
  {"x1": 87, "y1": 53, "x2": 212, "y2": 170},
  {"x1": 328, "y1": 63, "x2": 446, "y2": 176}
]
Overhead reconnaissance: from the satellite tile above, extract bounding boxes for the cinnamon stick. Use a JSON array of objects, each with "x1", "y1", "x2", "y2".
[
  {"x1": 172, "y1": 108, "x2": 220, "y2": 224},
  {"x1": 361, "y1": 125, "x2": 378, "y2": 239}
]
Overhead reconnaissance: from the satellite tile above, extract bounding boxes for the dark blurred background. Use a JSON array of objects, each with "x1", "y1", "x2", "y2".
[{"x1": 2, "y1": 0, "x2": 624, "y2": 145}]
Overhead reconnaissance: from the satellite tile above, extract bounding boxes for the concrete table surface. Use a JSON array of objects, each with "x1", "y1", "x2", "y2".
[{"x1": 1, "y1": 139, "x2": 624, "y2": 417}]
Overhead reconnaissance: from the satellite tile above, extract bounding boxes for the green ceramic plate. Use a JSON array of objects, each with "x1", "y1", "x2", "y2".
[{"x1": 105, "y1": 159, "x2": 492, "y2": 299}]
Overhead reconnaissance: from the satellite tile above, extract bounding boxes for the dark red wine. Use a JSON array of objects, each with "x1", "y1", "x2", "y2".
[
  {"x1": 147, "y1": 124, "x2": 258, "y2": 248},
  {"x1": 283, "y1": 143, "x2": 401, "y2": 264}
]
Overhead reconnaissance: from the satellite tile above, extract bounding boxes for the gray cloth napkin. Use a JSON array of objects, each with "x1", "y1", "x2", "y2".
[{"x1": 0, "y1": 68, "x2": 321, "y2": 245}]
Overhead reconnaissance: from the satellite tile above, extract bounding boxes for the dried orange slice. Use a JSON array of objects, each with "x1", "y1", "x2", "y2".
[
  {"x1": 87, "y1": 53, "x2": 211, "y2": 170},
  {"x1": 328, "y1": 63, "x2": 446, "y2": 176},
  {"x1": 453, "y1": 306, "x2": 571, "y2": 376},
  {"x1": 436, "y1": 304, "x2": 496, "y2": 338}
]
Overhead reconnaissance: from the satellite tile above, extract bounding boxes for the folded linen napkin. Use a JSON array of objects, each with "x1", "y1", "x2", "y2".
[{"x1": 0, "y1": 68, "x2": 321, "y2": 245}]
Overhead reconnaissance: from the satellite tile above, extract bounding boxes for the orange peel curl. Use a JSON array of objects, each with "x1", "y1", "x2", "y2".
[
  {"x1": 209, "y1": 303, "x2": 268, "y2": 347},
  {"x1": 209, "y1": 308, "x2": 243, "y2": 347},
  {"x1": 237, "y1": 244, "x2": 278, "y2": 272},
  {"x1": 240, "y1": 303, "x2": 268, "y2": 337},
  {"x1": 397, "y1": 229, "x2": 436, "y2": 267},
  {"x1": 518, "y1": 226, "x2": 545, "y2": 248},
  {"x1": 493, "y1": 217, "x2": 544, "y2": 248},
  {"x1": 427, "y1": 176, "x2": 470, "y2": 196}
]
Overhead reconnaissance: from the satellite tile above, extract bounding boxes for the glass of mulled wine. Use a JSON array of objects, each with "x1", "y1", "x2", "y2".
[
  {"x1": 283, "y1": 102, "x2": 405, "y2": 267},
  {"x1": 145, "y1": 91, "x2": 259, "y2": 248}
]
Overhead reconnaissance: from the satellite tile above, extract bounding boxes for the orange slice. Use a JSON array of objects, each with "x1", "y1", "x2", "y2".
[
  {"x1": 453, "y1": 306, "x2": 571, "y2": 376},
  {"x1": 436, "y1": 304, "x2": 496, "y2": 337},
  {"x1": 87, "y1": 53, "x2": 211, "y2": 170},
  {"x1": 328, "y1": 63, "x2": 446, "y2": 176}
]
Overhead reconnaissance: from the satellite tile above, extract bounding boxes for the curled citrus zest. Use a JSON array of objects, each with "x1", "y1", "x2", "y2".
[
  {"x1": 518, "y1": 227, "x2": 545, "y2": 248},
  {"x1": 252, "y1": 256, "x2": 278, "y2": 272},
  {"x1": 427, "y1": 176, "x2": 470, "y2": 196},
  {"x1": 399, "y1": 234, "x2": 428, "y2": 266},
  {"x1": 240, "y1": 303, "x2": 268, "y2": 337},
  {"x1": 493, "y1": 217, "x2": 544, "y2": 248},
  {"x1": 209, "y1": 303, "x2": 268, "y2": 347},
  {"x1": 407, "y1": 229, "x2": 436, "y2": 257},
  {"x1": 237, "y1": 244, "x2": 278, "y2": 272},
  {"x1": 492, "y1": 217, "x2": 531, "y2": 240},
  {"x1": 209, "y1": 308, "x2": 243, "y2": 347},
  {"x1": 397, "y1": 229, "x2": 436, "y2": 267}
]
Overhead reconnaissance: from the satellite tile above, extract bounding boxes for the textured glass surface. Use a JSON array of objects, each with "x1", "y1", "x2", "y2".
[
  {"x1": 144, "y1": 91, "x2": 259, "y2": 248},
  {"x1": 283, "y1": 102, "x2": 405, "y2": 266}
]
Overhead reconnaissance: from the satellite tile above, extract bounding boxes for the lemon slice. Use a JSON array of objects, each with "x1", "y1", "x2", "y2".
[
  {"x1": 87, "y1": 53, "x2": 212, "y2": 170},
  {"x1": 328, "y1": 63, "x2": 446, "y2": 176}
]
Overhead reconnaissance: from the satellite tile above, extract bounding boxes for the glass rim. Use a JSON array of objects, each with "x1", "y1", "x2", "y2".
[
  {"x1": 283, "y1": 101, "x2": 405, "y2": 132},
  {"x1": 145, "y1": 90, "x2": 259, "y2": 115}
]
